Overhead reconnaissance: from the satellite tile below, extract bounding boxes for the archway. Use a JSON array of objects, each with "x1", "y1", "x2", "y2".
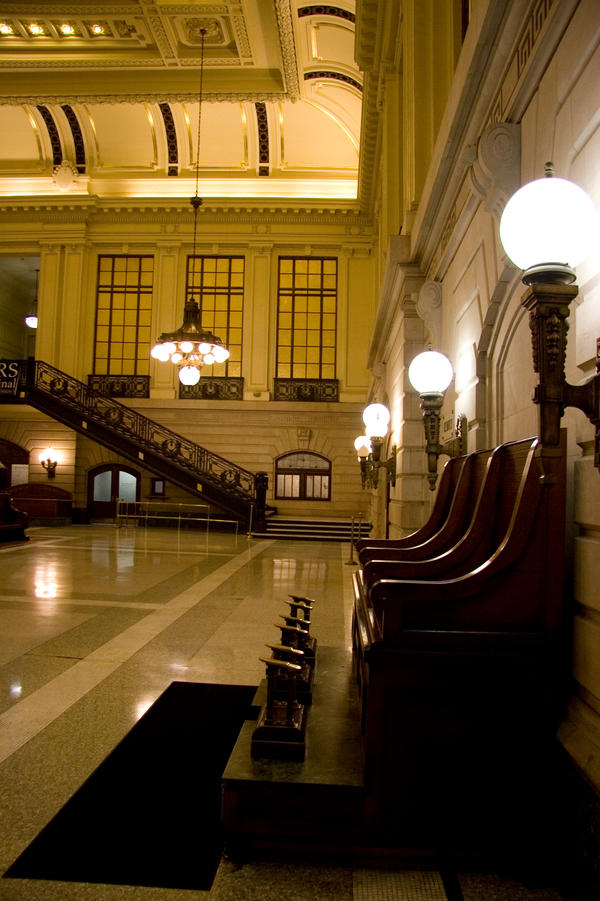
[
  {"x1": 274, "y1": 451, "x2": 331, "y2": 501},
  {"x1": 88, "y1": 464, "x2": 140, "y2": 520}
]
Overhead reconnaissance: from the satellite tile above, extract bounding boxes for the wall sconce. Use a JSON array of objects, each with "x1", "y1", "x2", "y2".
[
  {"x1": 499, "y1": 163, "x2": 600, "y2": 465},
  {"x1": 354, "y1": 434, "x2": 371, "y2": 488},
  {"x1": 39, "y1": 447, "x2": 58, "y2": 478},
  {"x1": 408, "y1": 348, "x2": 467, "y2": 490},
  {"x1": 355, "y1": 403, "x2": 397, "y2": 489}
]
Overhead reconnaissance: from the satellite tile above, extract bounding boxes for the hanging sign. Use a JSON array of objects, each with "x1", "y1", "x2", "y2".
[{"x1": 0, "y1": 360, "x2": 21, "y2": 395}]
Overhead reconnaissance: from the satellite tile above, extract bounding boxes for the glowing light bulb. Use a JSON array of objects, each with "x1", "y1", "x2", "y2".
[
  {"x1": 213, "y1": 344, "x2": 230, "y2": 363},
  {"x1": 408, "y1": 350, "x2": 454, "y2": 395},
  {"x1": 151, "y1": 343, "x2": 170, "y2": 361},
  {"x1": 179, "y1": 365, "x2": 200, "y2": 385}
]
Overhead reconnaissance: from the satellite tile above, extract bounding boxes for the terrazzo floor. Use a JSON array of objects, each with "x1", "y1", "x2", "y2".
[{"x1": 0, "y1": 524, "x2": 564, "y2": 900}]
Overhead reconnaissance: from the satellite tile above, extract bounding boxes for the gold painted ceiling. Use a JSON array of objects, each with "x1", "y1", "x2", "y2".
[{"x1": 0, "y1": 1, "x2": 362, "y2": 201}]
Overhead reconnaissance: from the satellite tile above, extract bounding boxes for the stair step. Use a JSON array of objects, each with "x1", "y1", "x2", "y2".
[{"x1": 253, "y1": 518, "x2": 372, "y2": 542}]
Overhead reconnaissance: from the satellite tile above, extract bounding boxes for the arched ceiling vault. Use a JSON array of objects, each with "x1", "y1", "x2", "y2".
[{"x1": 0, "y1": 1, "x2": 362, "y2": 202}]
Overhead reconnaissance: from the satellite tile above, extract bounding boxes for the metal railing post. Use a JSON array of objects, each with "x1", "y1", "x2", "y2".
[{"x1": 346, "y1": 514, "x2": 358, "y2": 565}]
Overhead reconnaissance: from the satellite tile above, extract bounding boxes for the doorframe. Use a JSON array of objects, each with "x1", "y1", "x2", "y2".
[{"x1": 87, "y1": 463, "x2": 141, "y2": 520}]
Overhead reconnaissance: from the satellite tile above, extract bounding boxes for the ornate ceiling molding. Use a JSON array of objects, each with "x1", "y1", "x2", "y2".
[{"x1": 274, "y1": 0, "x2": 301, "y2": 101}]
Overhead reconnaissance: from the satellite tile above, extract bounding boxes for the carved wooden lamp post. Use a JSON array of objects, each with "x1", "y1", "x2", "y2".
[{"x1": 499, "y1": 164, "x2": 600, "y2": 464}]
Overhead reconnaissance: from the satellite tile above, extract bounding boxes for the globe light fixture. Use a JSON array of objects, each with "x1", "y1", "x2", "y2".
[
  {"x1": 150, "y1": 29, "x2": 229, "y2": 386},
  {"x1": 24, "y1": 269, "x2": 39, "y2": 329},
  {"x1": 499, "y1": 163, "x2": 597, "y2": 285},
  {"x1": 362, "y1": 403, "x2": 391, "y2": 440},
  {"x1": 408, "y1": 349, "x2": 466, "y2": 491},
  {"x1": 354, "y1": 434, "x2": 372, "y2": 488},
  {"x1": 408, "y1": 349, "x2": 454, "y2": 396},
  {"x1": 354, "y1": 435, "x2": 371, "y2": 457},
  {"x1": 356, "y1": 404, "x2": 396, "y2": 488},
  {"x1": 499, "y1": 164, "x2": 600, "y2": 463}
]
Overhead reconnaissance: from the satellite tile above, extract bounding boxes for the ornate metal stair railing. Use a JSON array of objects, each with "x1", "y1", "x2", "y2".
[{"x1": 11, "y1": 360, "x2": 269, "y2": 526}]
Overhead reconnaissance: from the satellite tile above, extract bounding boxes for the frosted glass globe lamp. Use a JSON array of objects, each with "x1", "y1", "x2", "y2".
[
  {"x1": 408, "y1": 350, "x2": 454, "y2": 397},
  {"x1": 499, "y1": 164, "x2": 597, "y2": 285}
]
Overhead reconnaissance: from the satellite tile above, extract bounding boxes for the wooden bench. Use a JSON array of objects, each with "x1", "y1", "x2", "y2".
[
  {"x1": 0, "y1": 491, "x2": 28, "y2": 542},
  {"x1": 351, "y1": 435, "x2": 568, "y2": 847},
  {"x1": 356, "y1": 443, "x2": 498, "y2": 565},
  {"x1": 359, "y1": 437, "x2": 537, "y2": 589},
  {"x1": 10, "y1": 483, "x2": 72, "y2": 522},
  {"x1": 355, "y1": 452, "x2": 468, "y2": 559}
]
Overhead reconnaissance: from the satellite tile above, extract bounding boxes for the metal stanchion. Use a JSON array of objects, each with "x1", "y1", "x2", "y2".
[
  {"x1": 346, "y1": 512, "x2": 364, "y2": 564},
  {"x1": 346, "y1": 516, "x2": 355, "y2": 563}
]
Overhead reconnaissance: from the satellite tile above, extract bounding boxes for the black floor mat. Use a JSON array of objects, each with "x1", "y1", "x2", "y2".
[{"x1": 4, "y1": 681, "x2": 258, "y2": 890}]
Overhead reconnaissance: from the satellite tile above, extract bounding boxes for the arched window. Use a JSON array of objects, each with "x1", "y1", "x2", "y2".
[{"x1": 275, "y1": 452, "x2": 331, "y2": 501}]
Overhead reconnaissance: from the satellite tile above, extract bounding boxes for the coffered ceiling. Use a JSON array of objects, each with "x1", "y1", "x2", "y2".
[{"x1": 0, "y1": 1, "x2": 362, "y2": 201}]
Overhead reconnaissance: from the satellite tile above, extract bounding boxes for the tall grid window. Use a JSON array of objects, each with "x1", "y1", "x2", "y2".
[
  {"x1": 276, "y1": 257, "x2": 337, "y2": 380},
  {"x1": 186, "y1": 255, "x2": 244, "y2": 378},
  {"x1": 94, "y1": 255, "x2": 153, "y2": 375}
]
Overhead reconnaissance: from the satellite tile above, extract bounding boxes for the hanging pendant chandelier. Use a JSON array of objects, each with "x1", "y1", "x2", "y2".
[
  {"x1": 25, "y1": 268, "x2": 39, "y2": 328},
  {"x1": 151, "y1": 28, "x2": 229, "y2": 387}
]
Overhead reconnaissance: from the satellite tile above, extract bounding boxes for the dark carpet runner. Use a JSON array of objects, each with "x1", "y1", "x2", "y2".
[{"x1": 3, "y1": 681, "x2": 258, "y2": 890}]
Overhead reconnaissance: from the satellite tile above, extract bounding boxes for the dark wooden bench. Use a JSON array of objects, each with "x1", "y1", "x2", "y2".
[
  {"x1": 355, "y1": 453, "x2": 468, "y2": 557},
  {"x1": 351, "y1": 435, "x2": 568, "y2": 846},
  {"x1": 356, "y1": 442, "x2": 498, "y2": 565},
  {"x1": 10, "y1": 483, "x2": 72, "y2": 522},
  {"x1": 0, "y1": 491, "x2": 29, "y2": 542},
  {"x1": 359, "y1": 437, "x2": 537, "y2": 588}
]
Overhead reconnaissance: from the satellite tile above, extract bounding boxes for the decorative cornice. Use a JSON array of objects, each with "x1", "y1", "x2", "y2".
[
  {"x1": 356, "y1": 70, "x2": 379, "y2": 211},
  {"x1": 354, "y1": 0, "x2": 381, "y2": 71},
  {"x1": 1, "y1": 91, "x2": 290, "y2": 106},
  {"x1": 412, "y1": 0, "x2": 573, "y2": 277},
  {"x1": 145, "y1": 10, "x2": 178, "y2": 61},
  {"x1": 0, "y1": 198, "x2": 371, "y2": 229},
  {"x1": 231, "y1": 14, "x2": 252, "y2": 61},
  {"x1": 274, "y1": 0, "x2": 301, "y2": 101}
]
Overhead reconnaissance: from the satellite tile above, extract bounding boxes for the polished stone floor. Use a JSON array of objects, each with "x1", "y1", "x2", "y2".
[{"x1": 0, "y1": 524, "x2": 563, "y2": 900}]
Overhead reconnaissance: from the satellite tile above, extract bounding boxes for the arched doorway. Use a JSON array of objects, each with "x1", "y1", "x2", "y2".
[
  {"x1": 88, "y1": 464, "x2": 140, "y2": 520},
  {"x1": 275, "y1": 451, "x2": 331, "y2": 500}
]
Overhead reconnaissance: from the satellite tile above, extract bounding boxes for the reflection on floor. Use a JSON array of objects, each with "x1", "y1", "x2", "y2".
[{"x1": 0, "y1": 525, "x2": 563, "y2": 900}]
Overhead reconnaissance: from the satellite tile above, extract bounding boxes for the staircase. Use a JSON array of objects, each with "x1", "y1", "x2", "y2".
[
  {"x1": 255, "y1": 517, "x2": 372, "y2": 542},
  {"x1": 2, "y1": 359, "x2": 273, "y2": 530}
]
